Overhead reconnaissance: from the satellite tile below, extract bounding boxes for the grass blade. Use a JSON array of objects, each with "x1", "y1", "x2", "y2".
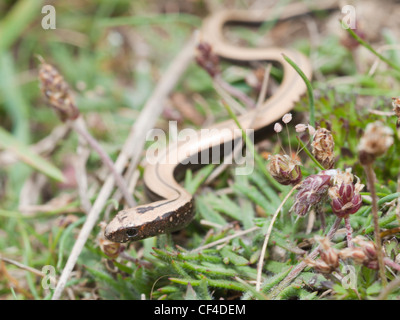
[
  {"x1": 0, "y1": 127, "x2": 65, "y2": 182},
  {"x1": 282, "y1": 54, "x2": 315, "y2": 128},
  {"x1": 342, "y1": 21, "x2": 400, "y2": 73},
  {"x1": 0, "y1": 0, "x2": 44, "y2": 53}
]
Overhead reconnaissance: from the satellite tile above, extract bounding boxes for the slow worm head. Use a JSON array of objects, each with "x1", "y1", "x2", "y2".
[{"x1": 105, "y1": 198, "x2": 195, "y2": 242}]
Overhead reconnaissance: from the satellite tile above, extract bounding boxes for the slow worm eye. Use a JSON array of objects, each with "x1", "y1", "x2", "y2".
[{"x1": 126, "y1": 227, "x2": 138, "y2": 238}]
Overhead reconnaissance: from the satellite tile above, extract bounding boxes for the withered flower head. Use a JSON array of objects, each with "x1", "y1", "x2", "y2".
[
  {"x1": 267, "y1": 154, "x2": 302, "y2": 186},
  {"x1": 358, "y1": 121, "x2": 393, "y2": 165},
  {"x1": 328, "y1": 169, "x2": 364, "y2": 218},
  {"x1": 339, "y1": 247, "x2": 367, "y2": 264},
  {"x1": 38, "y1": 58, "x2": 80, "y2": 121},
  {"x1": 291, "y1": 173, "x2": 332, "y2": 216},
  {"x1": 339, "y1": 236, "x2": 378, "y2": 269},
  {"x1": 352, "y1": 236, "x2": 377, "y2": 261},
  {"x1": 304, "y1": 257, "x2": 336, "y2": 274},
  {"x1": 304, "y1": 236, "x2": 339, "y2": 274},
  {"x1": 392, "y1": 97, "x2": 400, "y2": 129},
  {"x1": 98, "y1": 221, "x2": 122, "y2": 259},
  {"x1": 99, "y1": 238, "x2": 122, "y2": 259},
  {"x1": 316, "y1": 236, "x2": 340, "y2": 270},
  {"x1": 195, "y1": 42, "x2": 220, "y2": 78},
  {"x1": 392, "y1": 97, "x2": 400, "y2": 118},
  {"x1": 311, "y1": 127, "x2": 335, "y2": 169}
]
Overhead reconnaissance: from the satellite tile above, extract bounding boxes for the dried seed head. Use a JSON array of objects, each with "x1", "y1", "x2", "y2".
[
  {"x1": 195, "y1": 42, "x2": 220, "y2": 78},
  {"x1": 339, "y1": 247, "x2": 367, "y2": 264},
  {"x1": 352, "y1": 236, "x2": 377, "y2": 261},
  {"x1": 267, "y1": 154, "x2": 302, "y2": 186},
  {"x1": 311, "y1": 127, "x2": 335, "y2": 169},
  {"x1": 328, "y1": 170, "x2": 364, "y2": 218},
  {"x1": 291, "y1": 173, "x2": 332, "y2": 216},
  {"x1": 38, "y1": 60, "x2": 80, "y2": 121},
  {"x1": 315, "y1": 236, "x2": 340, "y2": 270},
  {"x1": 358, "y1": 121, "x2": 393, "y2": 165},
  {"x1": 330, "y1": 168, "x2": 355, "y2": 186},
  {"x1": 304, "y1": 257, "x2": 336, "y2": 274},
  {"x1": 339, "y1": 236, "x2": 379, "y2": 269}
]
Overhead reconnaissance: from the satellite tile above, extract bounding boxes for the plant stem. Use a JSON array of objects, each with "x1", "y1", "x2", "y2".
[
  {"x1": 377, "y1": 276, "x2": 400, "y2": 300},
  {"x1": 343, "y1": 21, "x2": 400, "y2": 73},
  {"x1": 0, "y1": 255, "x2": 47, "y2": 278},
  {"x1": 344, "y1": 215, "x2": 354, "y2": 248},
  {"x1": 214, "y1": 75, "x2": 256, "y2": 109},
  {"x1": 256, "y1": 184, "x2": 298, "y2": 292},
  {"x1": 268, "y1": 216, "x2": 342, "y2": 299},
  {"x1": 383, "y1": 257, "x2": 400, "y2": 272},
  {"x1": 364, "y1": 163, "x2": 387, "y2": 287},
  {"x1": 296, "y1": 136, "x2": 324, "y2": 170},
  {"x1": 70, "y1": 118, "x2": 136, "y2": 207},
  {"x1": 396, "y1": 172, "x2": 400, "y2": 224},
  {"x1": 282, "y1": 54, "x2": 315, "y2": 128},
  {"x1": 190, "y1": 226, "x2": 260, "y2": 254}
]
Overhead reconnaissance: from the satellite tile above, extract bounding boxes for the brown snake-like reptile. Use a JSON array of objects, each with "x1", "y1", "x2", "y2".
[{"x1": 104, "y1": 3, "x2": 328, "y2": 243}]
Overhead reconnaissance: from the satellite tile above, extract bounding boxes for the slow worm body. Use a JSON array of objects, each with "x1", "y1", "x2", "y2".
[{"x1": 105, "y1": 4, "x2": 313, "y2": 243}]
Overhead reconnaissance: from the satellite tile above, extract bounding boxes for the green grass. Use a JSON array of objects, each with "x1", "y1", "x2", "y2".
[{"x1": 1, "y1": 0, "x2": 400, "y2": 301}]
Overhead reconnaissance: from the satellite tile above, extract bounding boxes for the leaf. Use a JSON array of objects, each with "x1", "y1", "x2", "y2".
[
  {"x1": 184, "y1": 283, "x2": 198, "y2": 300},
  {"x1": 85, "y1": 266, "x2": 137, "y2": 299},
  {"x1": 182, "y1": 261, "x2": 238, "y2": 277},
  {"x1": 169, "y1": 276, "x2": 248, "y2": 292},
  {"x1": 220, "y1": 246, "x2": 249, "y2": 266},
  {"x1": 261, "y1": 267, "x2": 291, "y2": 293},
  {"x1": 0, "y1": 0, "x2": 44, "y2": 52},
  {"x1": 233, "y1": 183, "x2": 275, "y2": 215},
  {"x1": 0, "y1": 127, "x2": 65, "y2": 182},
  {"x1": 206, "y1": 193, "x2": 242, "y2": 220},
  {"x1": 196, "y1": 195, "x2": 227, "y2": 226},
  {"x1": 248, "y1": 171, "x2": 281, "y2": 207},
  {"x1": 184, "y1": 164, "x2": 215, "y2": 195},
  {"x1": 113, "y1": 261, "x2": 135, "y2": 274},
  {"x1": 366, "y1": 281, "x2": 382, "y2": 296},
  {"x1": 233, "y1": 276, "x2": 268, "y2": 300},
  {"x1": 299, "y1": 290, "x2": 318, "y2": 300}
]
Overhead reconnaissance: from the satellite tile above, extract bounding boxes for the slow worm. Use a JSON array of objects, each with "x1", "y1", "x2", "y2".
[{"x1": 105, "y1": 3, "x2": 317, "y2": 242}]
